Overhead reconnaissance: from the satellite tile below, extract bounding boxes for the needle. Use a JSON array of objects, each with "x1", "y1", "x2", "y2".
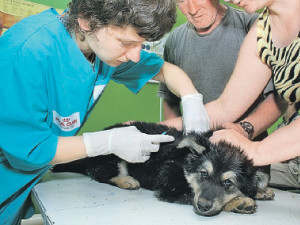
[{"x1": 161, "y1": 128, "x2": 172, "y2": 135}]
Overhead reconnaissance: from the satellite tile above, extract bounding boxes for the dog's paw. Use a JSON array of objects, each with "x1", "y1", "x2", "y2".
[
  {"x1": 223, "y1": 197, "x2": 257, "y2": 214},
  {"x1": 109, "y1": 176, "x2": 140, "y2": 190},
  {"x1": 255, "y1": 187, "x2": 275, "y2": 200}
]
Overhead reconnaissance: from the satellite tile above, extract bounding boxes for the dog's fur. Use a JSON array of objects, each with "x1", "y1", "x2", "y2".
[{"x1": 53, "y1": 122, "x2": 274, "y2": 216}]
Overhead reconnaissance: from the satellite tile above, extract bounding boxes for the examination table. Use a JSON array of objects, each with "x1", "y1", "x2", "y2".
[{"x1": 32, "y1": 172, "x2": 300, "y2": 225}]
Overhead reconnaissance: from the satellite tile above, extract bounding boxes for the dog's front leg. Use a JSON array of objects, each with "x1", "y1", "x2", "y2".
[
  {"x1": 223, "y1": 196, "x2": 257, "y2": 214},
  {"x1": 254, "y1": 166, "x2": 275, "y2": 200},
  {"x1": 255, "y1": 187, "x2": 275, "y2": 200}
]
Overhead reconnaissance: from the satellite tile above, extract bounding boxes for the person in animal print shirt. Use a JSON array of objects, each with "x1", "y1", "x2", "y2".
[{"x1": 163, "y1": 0, "x2": 300, "y2": 175}]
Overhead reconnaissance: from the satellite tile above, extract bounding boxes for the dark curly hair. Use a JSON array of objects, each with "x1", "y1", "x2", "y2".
[{"x1": 67, "y1": 0, "x2": 176, "y2": 41}]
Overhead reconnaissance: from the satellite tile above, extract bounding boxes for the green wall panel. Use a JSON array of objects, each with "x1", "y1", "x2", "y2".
[
  {"x1": 78, "y1": 82, "x2": 161, "y2": 134},
  {"x1": 27, "y1": 0, "x2": 70, "y2": 9}
]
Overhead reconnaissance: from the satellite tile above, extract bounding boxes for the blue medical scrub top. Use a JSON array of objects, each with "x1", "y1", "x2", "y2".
[{"x1": 0, "y1": 8, "x2": 163, "y2": 225}]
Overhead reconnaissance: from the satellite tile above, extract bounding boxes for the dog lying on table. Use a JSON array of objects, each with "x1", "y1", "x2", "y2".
[{"x1": 52, "y1": 121, "x2": 274, "y2": 216}]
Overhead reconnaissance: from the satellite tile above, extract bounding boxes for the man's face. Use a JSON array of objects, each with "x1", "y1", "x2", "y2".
[
  {"x1": 177, "y1": 0, "x2": 219, "y2": 33},
  {"x1": 84, "y1": 25, "x2": 145, "y2": 67}
]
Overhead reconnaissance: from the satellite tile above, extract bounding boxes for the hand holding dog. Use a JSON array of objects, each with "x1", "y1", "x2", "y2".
[
  {"x1": 209, "y1": 128, "x2": 259, "y2": 162},
  {"x1": 221, "y1": 122, "x2": 249, "y2": 138},
  {"x1": 83, "y1": 126, "x2": 175, "y2": 163}
]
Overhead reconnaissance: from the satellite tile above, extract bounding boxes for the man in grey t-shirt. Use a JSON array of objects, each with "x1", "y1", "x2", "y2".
[{"x1": 158, "y1": 0, "x2": 273, "y2": 129}]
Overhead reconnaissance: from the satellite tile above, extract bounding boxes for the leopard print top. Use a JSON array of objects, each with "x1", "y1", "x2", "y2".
[{"x1": 257, "y1": 7, "x2": 300, "y2": 103}]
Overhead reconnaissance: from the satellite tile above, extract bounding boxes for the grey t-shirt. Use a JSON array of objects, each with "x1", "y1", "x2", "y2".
[{"x1": 158, "y1": 6, "x2": 261, "y2": 105}]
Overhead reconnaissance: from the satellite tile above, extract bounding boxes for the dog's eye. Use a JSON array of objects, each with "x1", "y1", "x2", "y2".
[
  {"x1": 200, "y1": 171, "x2": 208, "y2": 179},
  {"x1": 223, "y1": 179, "x2": 232, "y2": 188}
]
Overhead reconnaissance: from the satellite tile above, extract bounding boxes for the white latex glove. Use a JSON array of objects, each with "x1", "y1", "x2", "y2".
[
  {"x1": 181, "y1": 93, "x2": 210, "y2": 134},
  {"x1": 83, "y1": 126, "x2": 175, "y2": 163}
]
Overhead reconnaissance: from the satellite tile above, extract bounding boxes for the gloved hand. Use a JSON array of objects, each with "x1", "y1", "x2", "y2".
[
  {"x1": 181, "y1": 93, "x2": 210, "y2": 134},
  {"x1": 83, "y1": 126, "x2": 175, "y2": 163}
]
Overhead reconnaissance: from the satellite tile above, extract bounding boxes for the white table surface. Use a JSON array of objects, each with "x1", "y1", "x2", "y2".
[{"x1": 32, "y1": 172, "x2": 300, "y2": 225}]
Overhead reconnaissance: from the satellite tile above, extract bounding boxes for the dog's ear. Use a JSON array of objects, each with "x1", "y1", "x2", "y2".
[{"x1": 177, "y1": 137, "x2": 206, "y2": 155}]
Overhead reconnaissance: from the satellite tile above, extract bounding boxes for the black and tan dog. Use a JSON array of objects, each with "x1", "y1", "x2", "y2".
[{"x1": 53, "y1": 122, "x2": 274, "y2": 216}]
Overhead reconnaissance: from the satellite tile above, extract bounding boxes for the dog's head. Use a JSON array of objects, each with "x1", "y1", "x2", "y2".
[{"x1": 178, "y1": 133, "x2": 258, "y2": 216}]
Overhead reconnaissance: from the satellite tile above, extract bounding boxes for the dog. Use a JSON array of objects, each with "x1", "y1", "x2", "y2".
[{"x1": 52, "y1": 121, "x2": 274, "y2": 216}]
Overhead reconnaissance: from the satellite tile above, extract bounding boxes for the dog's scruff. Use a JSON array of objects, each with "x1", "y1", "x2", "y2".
[{"x1": 53, "y1": 122, "x2": 274, "y2": 216}]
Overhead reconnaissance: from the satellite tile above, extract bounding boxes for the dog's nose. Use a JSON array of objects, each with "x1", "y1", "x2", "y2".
[{"x1": 197, "y1": 201, "x2": 212, "y2": 212}]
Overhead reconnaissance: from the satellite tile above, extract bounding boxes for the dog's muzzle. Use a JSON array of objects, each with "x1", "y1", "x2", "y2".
[{"x1": 193, "y1": 198, "x2": 222, "y2": 216}]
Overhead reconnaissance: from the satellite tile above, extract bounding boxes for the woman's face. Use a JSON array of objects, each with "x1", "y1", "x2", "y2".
[
  {"x1": 224, "y1": 0, "x2": 270, "y2": 13},
  {"x1": 77, "y1": 21, "x2": 145, "y2": 67}
]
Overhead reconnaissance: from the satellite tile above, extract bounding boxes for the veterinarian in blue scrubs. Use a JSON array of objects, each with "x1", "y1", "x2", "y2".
[{"x1": 0, "y1": 0, "x2": 210, "y2": 224}]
